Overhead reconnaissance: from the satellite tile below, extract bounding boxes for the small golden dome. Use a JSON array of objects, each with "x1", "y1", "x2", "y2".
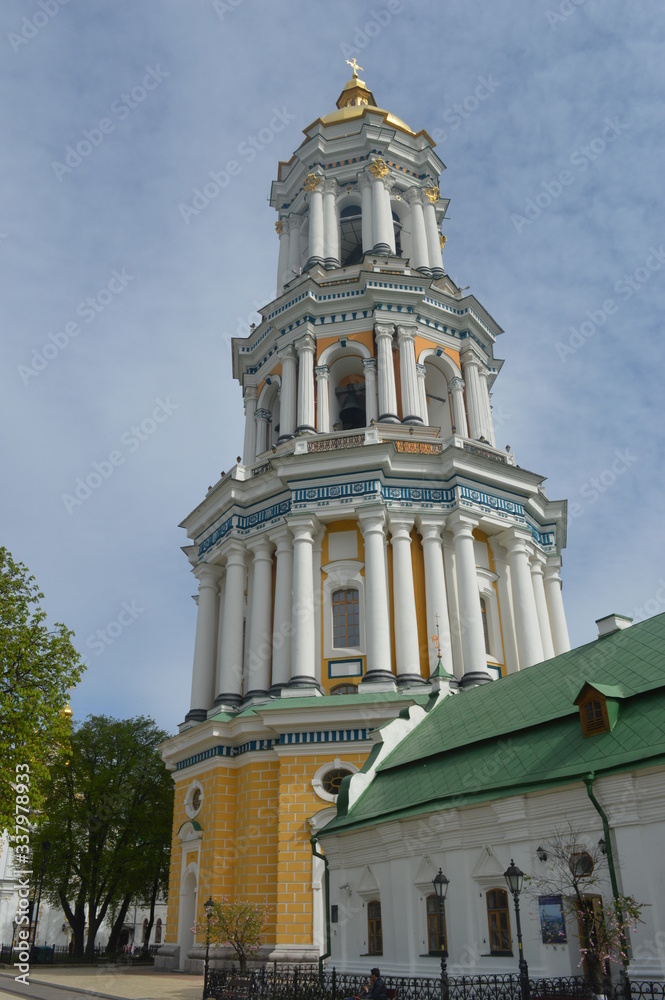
[
  {"x1": 318, "y1": 61, "x2": 416, "y2": 137},
  {"x1": 60, "y1": 700, "x2": 73, "y2": 719}
]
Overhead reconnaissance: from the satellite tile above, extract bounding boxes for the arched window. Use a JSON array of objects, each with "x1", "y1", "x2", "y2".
[
  {"x1": 480, "y1": 597, "x2": 490, "y2": 655},
  {"x1": 330, "y1": 683, "x2": 358, "y2": 695},
  {"x1": 155, "y1": 918, "x2": 162, "y2": 944},
  {"x1": 487, "y1": 889, "x2": 511, "y2": 954},
  {"x1": 340, "y1": 205, "x2": 363, "y2": 266},
  {"x1": 142, "y1": 918, "x2": 149, "y2": 945},
  {"x1": 368, "y1": 900, "x2": 383, "y2": 955},
  {"x1": 426, "y1": 894, "x2": 447, "y2": 954},
  {"x1": 332, "y1": 588, "x2": 360, "y2": 647},
  {"x1": 392, "y1": 211, "x2": 403, "y2": 257}
]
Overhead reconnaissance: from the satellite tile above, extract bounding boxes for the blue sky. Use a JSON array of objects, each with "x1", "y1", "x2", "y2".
[{"x1": 2, "y1": 1, "x2": 664, "y2": 734}]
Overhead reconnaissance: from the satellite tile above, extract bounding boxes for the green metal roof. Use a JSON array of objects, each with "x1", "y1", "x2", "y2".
[{"x1": 321, "y1": 614, "x2": 665, "y2": 836}]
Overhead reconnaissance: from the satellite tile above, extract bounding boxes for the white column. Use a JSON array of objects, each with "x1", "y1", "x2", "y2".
[
  {"x1": 423, "y1": 189, "x2": 444, "y2": 277},
  {"x1": 276, "y1": 218, "x2": 290, "y2": 291},
  {"x1": 322, "y1": 178, "x2": 340, "y2": 268},
  {"x1": 315, "y1": 365, "x2": 330, "y2": 433},
  {"x1": 216, "y1": 541, "x2": 246, "y2": 706},
  {"x1": 374, "y1": 323, "x2": 399, "y2": 423},
  {"x1": 530, "y1": 550, "x2": 555, "y2": 661},
  {"x1": 188, "y1": 565, "x2": 220, "y2": 720},
  {"x1": 543, "y1": 556, "x2": 571, "y2": 654},
  {"x1": 417, "y1": 516, "x2": 453, "y2": 675},
  {"x1": 389, "y1": 515, "x2": 424, "y2": 685},
  {"x1": 416, "y1": 364, "x2": 428, "y2": 424},
  {"x1": 362, "y1": 358, "x2": 378, "y2": 424},
  {"x1": 287, "y1": 216, "x2": 302, "y2": 278},
  {"x1": 278, "y1": 345, "x2": 297, "y2": 441},
  {"x1": 488, "y1": 538, "x2": 520, "y2": 675},
  {"x1": 245, "y1": 537, "x2": 274, "y2": 698},
  {"x1": 448, "y1": 512, "x2": 492, "y2": 686},
  {"x1": 359, "y1": 511, "x2": 394, "y2": 684},
  {"x1": 242, "y1": 385, "x2": 257, "y2": 465},
  {"x1": 307, "y1": 179, "x2": 325, "y2": 268},
  {"x1": 254, "y1": 407, "x2": 270, "y2": 456},
  {"x1": 296, "y1": 334, "x2": 316, "y2": 434},
  {"x1": 359, "y1": 171, "x2": 374, "y2": 255},
  {"x1": 214, "y1": 570, "x2": 226, "y2": 700},
  {"x1": 371, "y1": 169, "x2": 395, "y2": 255},
  {"x1": 290, "y1": 517, "x2": 320, "y2": 688},
  {"x1": 461, "y1": 349, "x2": 486, "y2": 439},
  {"x1": 478, "y1": 366, "x2": 496, "y2": 446},
  {"x1": 397, "y1": 325, "x2": 422, "y2": 424},
  {"x1": 406, "y1": 188, "x2": 430, "y2": 273},
  {"x1": 269, "y1": 527, "x2": 293, "y2": 691},
  {"x1": 448, "y1": 376, "x2": 468, "y2": 437},
  {"x1": 498, "y1": 528, "x2": 544, "y2": 669}
]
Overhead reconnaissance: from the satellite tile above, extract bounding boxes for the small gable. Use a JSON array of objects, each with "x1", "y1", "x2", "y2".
[{"x1": 574, "y1": 682, "x2": 624, "y2": 737}]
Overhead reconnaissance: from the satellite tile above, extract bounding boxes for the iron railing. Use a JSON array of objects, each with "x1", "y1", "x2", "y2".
[{"x1": 204, "y1": 966, "x2": 665, "y2": 1000}]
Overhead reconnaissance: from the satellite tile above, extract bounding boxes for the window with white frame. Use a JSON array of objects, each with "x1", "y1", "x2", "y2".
[{"x1": 322, "y1": 560, "x2": 365, "y2": 661}]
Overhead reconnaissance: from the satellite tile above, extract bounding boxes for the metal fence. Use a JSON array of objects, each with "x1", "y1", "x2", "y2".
[
  {"x1": 0, "y1": 943, "x2": 158, "y2": 965},
  {"x1": 205, "y1": 966, "x2": 665, "y2": 1000}
]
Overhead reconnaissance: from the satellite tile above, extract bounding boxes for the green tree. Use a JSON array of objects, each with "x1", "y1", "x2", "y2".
[
  {"x1": 194, "y1": 898, "x2": 271, "y2": 972},
  {"x1": 0, "y1": 546, "x2": 84, "y2": 832},
  {"x1": 35, "y1": 714, "x2": 174, "y2": 958}
]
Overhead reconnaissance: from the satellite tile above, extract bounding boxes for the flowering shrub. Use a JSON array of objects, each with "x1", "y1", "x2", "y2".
[{"x1": 194, "y1": 897, "x2": 271, "y2": 971}]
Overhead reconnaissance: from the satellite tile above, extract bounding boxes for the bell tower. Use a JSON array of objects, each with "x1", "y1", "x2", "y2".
[{"x1": 158, "y1": 66, "x2": 571, "y2": 972}]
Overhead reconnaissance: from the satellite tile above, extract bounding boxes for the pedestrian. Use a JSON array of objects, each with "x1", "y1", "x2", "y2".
[{"x1": 347, "y1": 968, "x2": 387, "y2": 1000}]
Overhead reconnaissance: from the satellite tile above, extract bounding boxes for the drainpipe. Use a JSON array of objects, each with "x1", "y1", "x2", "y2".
[
  {"x1": 310, "y1": 835, "x2": 331, "y2": 980},
  {"x1": 583, "y1": 773, "x2": 630, "y2": 982}
]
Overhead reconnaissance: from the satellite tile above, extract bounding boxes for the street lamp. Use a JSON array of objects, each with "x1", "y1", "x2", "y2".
[
  {"x1": 32, "y1": 840, "x2": 51, "y2": 949},
  {"x1": 504, "y1": 860, "x2": 530, "y2": 1000},
  {"x1": 203, "y1": 896, "x2": 214, "y2": 1000},
  {"x1": 432, "y1": 869, "x2": 450, "y2": 1000}
]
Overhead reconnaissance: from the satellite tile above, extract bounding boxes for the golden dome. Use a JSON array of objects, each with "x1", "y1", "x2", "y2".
[{"x1": 318, "y1": 67, "x2": 417, "y2": 137}]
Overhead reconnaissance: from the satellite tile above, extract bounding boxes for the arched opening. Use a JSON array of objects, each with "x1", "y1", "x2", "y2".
[
  {"x1": 155, "y1": 918, "x2": 162, "y2": 944},
  {"x1": 423, "y1": 360, "x2": 453, "y2": 437},
  {"x1": 392, "y1": 210, "x2": 403, "y2": 258},
  {"x1": 257, "y1": 379, "x2": 281, "y2": 452},
  {"x1": 340, "y1": 204, "x2": 363, "y2": 266},
  {"x1": 330, "y1": 356, "x2": 367, "y2": 431}
]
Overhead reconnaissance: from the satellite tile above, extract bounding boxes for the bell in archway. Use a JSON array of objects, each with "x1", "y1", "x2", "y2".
[{"x1": 338, "y1": 386, "x2": 365, "y2": 429}]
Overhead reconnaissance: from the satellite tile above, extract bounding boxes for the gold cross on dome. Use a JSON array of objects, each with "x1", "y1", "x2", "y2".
[{"x1": 346, "y1": 58, "x2": 364, "y2": 79}]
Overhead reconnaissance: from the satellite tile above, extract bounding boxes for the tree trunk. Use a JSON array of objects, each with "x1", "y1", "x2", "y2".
[
  {"x1": 108, "y1": 893, "x2": 132, "y2": 955},
  {"x1": 142, "y1": 877, "x2": 159, "y2": 953},
  {"x1": 60, "y1": 891, "x2": 86, "y2": 958}
]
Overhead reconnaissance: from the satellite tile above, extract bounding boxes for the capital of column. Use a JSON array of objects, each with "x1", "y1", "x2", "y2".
[
  {"x1": 289, "y1": 514, "x2": 320, "y2": 542},
  {"x1": 543, "y1": 555, "x2": 563, "y2": 583},
  {"x1": 322, "y1": 177, "x2": 338, "y2": 196},
  {"x1": 314, "y1": 364, "x2": 330, "y2": 380},
  {"x1": 416, "y1": 363, "x2": 427, "y2": 377},
  {"x1": 447, "y1": 510, "x2": 479, "y2": 540},
  {"x1": 222, "y1": 538, "x2": 247, "y2": 568},
  {"x1": 269, "y1": 524, "x2": 293, "y2": 551},
  {"x1": 246, "y1": 534, "x2": 274, "y2": 559},
  {"x1": 244, "y1": 384, "x2": 258, "y2": 404},
  {"x1": 530, "y1": 548, "x2": 547, "y2": 576},
  {"x1": 388, "y1": 512, "x2": 415, "y2": 540},
  {"x1": 358, "y1": 508, "x2": 387, "y2": 537},
  {"x1": 405, "y1": 186, "x2": 425, "y2": 206},
  {"x1": 278, "y1": 343, "x2": 296, "y2": 362},
  {"x1": 460, "y1": 345, "x2": 483, "y2": 370},
  {"x1": 358, "y1": 168, "x2": 374, "y2": 190},
  {"x1": 396, "y1": 324, "x2": 418, "y2": 345},
  {"x1": 374, "y1": 322, "x2": 395, "y2": 342},
  {"x1": 194, "y1": 563, "x2": 221, "y2": 588},
  {"x1": 255, "y1": 407, "x2": 271, "y2": 422},
  {"x1": 362, "y1": 358, "x2": 377, "y2": 373},
  {"x1": 416, "y1": 514, "x2": 444, "y2": 543},
  {"x1": 497, "y1": 527, "x2": 533, "y2": 558},
  {"x1": 296, "y1": 333, "x2": 316, "y2": 356},
  {"x1": 448, "y1": 376, "x2": 465, "y2": 393}
]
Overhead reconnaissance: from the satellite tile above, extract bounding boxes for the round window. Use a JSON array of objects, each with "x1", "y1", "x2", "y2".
[
  {"x1": 321, "y1": 768, "x2": 353, "y2": 796},
  {"x1": 569, "y1": 852, "x2": 594, "y2": 877},
  {"x1": 191, "y1": 788, "x2": 202, "y2": 812},
  {"x1": 184, "y1": 781, "x2": 203, "y2": 819}
]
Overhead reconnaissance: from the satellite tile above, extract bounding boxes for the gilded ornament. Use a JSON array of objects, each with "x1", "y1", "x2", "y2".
[
  {"x1": 304, "y1": 172, "x2": 322, "y2": 192},
  {"x1": 345, "y1": 57, "x2": 364, "y2": 79},
  {"x1": 369, "y1": 157, "x2": 389, "y2": 179},
  {"x1": 439, "y1": 233, "x2": 447, "y2": 250},
  {"x1": 426, "y1": 186, "x2": 440, "y2": 203},
  {"x1": 275, "y1": 220, "x2": 283, "y2": 235}
]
